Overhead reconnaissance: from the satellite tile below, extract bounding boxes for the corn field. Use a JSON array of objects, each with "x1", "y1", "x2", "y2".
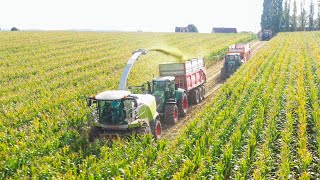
[
  {"x1": 0, "y1": 31, "x2": 255, "y2": 179},
  {"x1": 3, "y1": 31, "x2": 320, "y2": 179}
]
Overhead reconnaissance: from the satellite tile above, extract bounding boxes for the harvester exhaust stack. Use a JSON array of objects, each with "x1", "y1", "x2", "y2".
[{"x1": 119, "y1": 49, "x2": 148, "y2": 90}]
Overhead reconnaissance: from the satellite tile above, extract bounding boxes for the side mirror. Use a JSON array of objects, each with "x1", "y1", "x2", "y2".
[
  {"x1": 87, "y1": 98, "x2": 92, "y2": 107},
  {"x1": 175, "y1": 84, "x2": 178, "y2": 90}
]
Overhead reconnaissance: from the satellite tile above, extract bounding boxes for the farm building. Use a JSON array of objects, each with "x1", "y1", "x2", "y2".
[
  {"x1": 175, "y1": 27, "x2": 189, "y2": 32},
  {"x1": 212, "y1": 27, "x2": 237, "y2": 33}
]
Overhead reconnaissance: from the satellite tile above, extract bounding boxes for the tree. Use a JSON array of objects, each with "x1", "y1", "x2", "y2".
[
  {"x1": 11, "y1": 27, "x2": 20, "y2": 31},
  {"x1": 300, "y1": 0, "x2": 307, "y2": 31},
  {"x1": 291, "y1": 0, "x2": 298, "y2": 31},
  {"x1": 318, "y1": 0, "x2": 320, "y2": 29},
  {"x1": 261, "y1": 0, "x2": 283, "y2": 33},
  {"x1": 309, "y1": 0, "x2": 315, "y2": 30},
  {"x1": 187, "y1": 24, "x2": 198, "y2": 33},
  {"x1": 261, "y1": 0, "x2": 273, "y2": 30},
  {"x1": 282, "y1": 0, "x2": 291, "y2": 31},
  {"x1": 273, "y1": 0, "x2": 283, "y2": 33}
]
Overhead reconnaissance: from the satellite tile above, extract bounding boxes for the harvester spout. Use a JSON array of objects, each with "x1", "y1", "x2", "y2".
[{"x1": 119, "y1": 49, "x2": 148, "y2": 90}]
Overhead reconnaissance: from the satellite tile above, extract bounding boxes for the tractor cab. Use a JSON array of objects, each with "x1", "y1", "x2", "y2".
[
  {"x1": 225, "y1": 53, "x2": 243, "y2": 74},
  {"x1": 151, "y1": 76, "x2": 176, "y2": 112},
  {"x1": 261, "y1": 29, "x2": 272, "y2": 41},
  {"x1": 87, "y1": 90, "x2": 138, "y2": 126}
]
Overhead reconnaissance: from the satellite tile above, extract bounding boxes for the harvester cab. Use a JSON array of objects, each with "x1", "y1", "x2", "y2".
[{"x1": 87, "y1": 91, "x2": 137, "y2": 126}]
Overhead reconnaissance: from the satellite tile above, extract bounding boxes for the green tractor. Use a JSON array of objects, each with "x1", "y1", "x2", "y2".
[
  {"x1": 148, "y1": 76, "x2": 188, "y2": 125},
  {"x1": 220, "y1": 53, "x2": 243, "y2": 80}
]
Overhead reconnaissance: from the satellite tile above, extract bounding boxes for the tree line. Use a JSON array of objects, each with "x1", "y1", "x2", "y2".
[{"x1": 261, "y1": 0, "x2": 320, "y2": 33}]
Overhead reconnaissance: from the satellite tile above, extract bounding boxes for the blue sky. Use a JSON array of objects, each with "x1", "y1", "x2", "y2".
[{"x1": 1, "y1": 0, "x2": 272, "y2": 33}]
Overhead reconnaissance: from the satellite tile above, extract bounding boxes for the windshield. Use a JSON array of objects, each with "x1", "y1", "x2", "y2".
[
  {"x1": 154, "y1": 81, "x2": 166, "y2": 92},
  {"x1": 97, "y1": 99, "x2": 135, "y2": 124},
  {"x1": 227, "y1": 55, "x2": 240, "y2": 62}
]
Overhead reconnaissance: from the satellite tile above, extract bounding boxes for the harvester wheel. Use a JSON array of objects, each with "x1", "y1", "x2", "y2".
[
  {"x1": 150, "y1": 119, "x2": 162, "y2": 139},
  {"x1": 164, "y1": 104, "x2": 179, "y2": 124},
  {"x1": 177, "y1": 93, "x2": 188, "y2": 117},
  {"x1": 139, "y1": 123, "x2": 151, "y2": 135},
  {"x1": 190, "y1": 89, "x2": 200, "y2": 105},
  {"x1": 89, "y1": 126, "x2": 102, "y2": 142}
]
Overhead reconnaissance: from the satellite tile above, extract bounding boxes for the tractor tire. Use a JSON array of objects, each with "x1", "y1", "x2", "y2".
[
  {"x1": 177, "y1": 93, "x2": 188, "y2": 117},
  {"x1": 221, "y1": 68, "x2": 227, "y2": 81},
  {"x1": 150, "y1": 119, "x2": 162, "y2": 139},
  {"x1": 190, "y1": 89, "x2": 200, "y2": 105},
  {"x1": 164, "y1": 104, "x2": 179, "y2": 125},
  {"x1": 89, "y1": 126, "x2": 102, "y2": 142},
  {"x1": 198, "y1": 87, "x2": 203, "y2": 102}
]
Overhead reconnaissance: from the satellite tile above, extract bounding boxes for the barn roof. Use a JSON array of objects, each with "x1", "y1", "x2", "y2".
[{"x1": 212, "y1": 27, "x2": 237, "y2": 33}]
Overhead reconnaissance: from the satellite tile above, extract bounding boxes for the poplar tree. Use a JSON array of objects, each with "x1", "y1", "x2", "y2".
[
  {"x1": 309, "y1": 0, "x2": 315, "y2": 30},
  {"x1": 292, "y1": 0, "x2": 297, "y2": 31},
  {"x1": 261, "y1": 0, "x2": 273, "y2": 30},
  {"x1": 300, "y1": 0, "x2": 306, "y2": 31},
  {"x1": 261, "y1": 0, "x2": 283, "y2": 33},
  {"x1": 318, "y1": 0, "x2": 320, "y2": 29}
]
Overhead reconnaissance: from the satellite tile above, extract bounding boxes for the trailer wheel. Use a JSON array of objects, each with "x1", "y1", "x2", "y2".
[
  {"x1": 164, "y1": 104, "x2": 178, "y2": 124},
  {"x1": 89, "y1": 126, "x2": 102, "y2": 142},
  {"x1": 200, "y1": 86, "x2": 206, "y2": 100},
  {"x1": 198, "y1": 87, "x2": 203, "y2": 102},
  {"x1": 150, "y1": 119, "x2": 162, "y2": 139},
  {"x1": 190, "y1": 89, "x2": 200, "y2": 105},
  {"x1": 177, "y1": 93, "x2": 188, "y2": 117}
]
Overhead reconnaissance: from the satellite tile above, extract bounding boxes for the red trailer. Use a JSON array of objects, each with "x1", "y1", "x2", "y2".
[
  {"x1": 159, "y1": 58, "x2": 206, "y2": 104},
  {"x1": 227, "y1": 43, "x2": 251, "y2": 62}
]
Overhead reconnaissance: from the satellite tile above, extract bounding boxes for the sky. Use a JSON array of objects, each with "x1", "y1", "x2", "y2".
[{"x1": 1, "y1": 0, "x2": 268, "y2": 33}]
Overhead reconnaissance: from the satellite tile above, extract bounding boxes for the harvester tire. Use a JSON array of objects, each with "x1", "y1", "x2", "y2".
[
  {"x1": 190, "y1": 89, "x2": 200, "y2": 105},
  {"x1": 89, "y1": 126, "x2": 102, "y2": 142},
  {"x1": 177, "y1": 93, "x2": 188, "y2": 117},
  {"x1": 139, "y1": 123, "x2": 151, "y2": 135},
  {"x1": 164, "y1": 104, "x2": 178, "y2": 125},
  {"x1": 150, "y1": 119, "x2": 162, "y2": 139}
]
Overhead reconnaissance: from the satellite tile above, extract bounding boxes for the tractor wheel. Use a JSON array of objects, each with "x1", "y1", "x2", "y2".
[
  {"x1": 177, "y1": 93, "x2": 188, "y2": 117},
  {"x1": 89, "y1": 126, "x2": 102, "y2": 142},
  {"x1": 221, "y1": 68, "x2": 226, "y2": 81},
  {"x1": 198, "y1": 87, "x2": 203, "y2": 102},
  {"x1": 164, "y1": 104, "x2": 179, "y2": 125},
  {"x1": 190, "y1": 89, "x2": 200, "y2": 105},
  {"x1": 150, "y1": 119, "x2": 162, "y2": 139}
]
